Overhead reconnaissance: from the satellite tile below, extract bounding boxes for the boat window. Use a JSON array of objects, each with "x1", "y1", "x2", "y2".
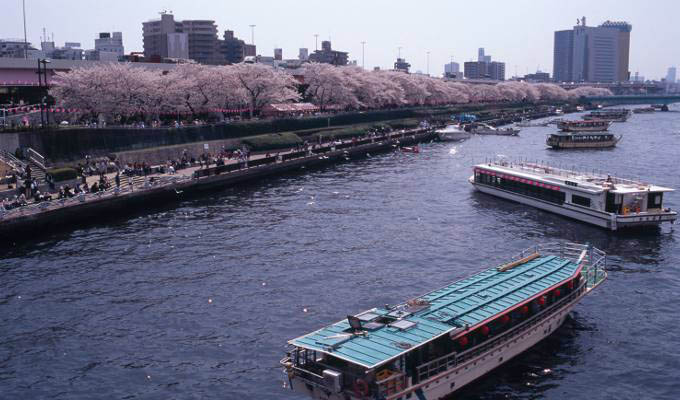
[
  {"x1": 572, "y1": 194, "x2": 591, "y2": 208},
  {"x1": 647, "y1": 192, "x2": 663, "y2": 209}
]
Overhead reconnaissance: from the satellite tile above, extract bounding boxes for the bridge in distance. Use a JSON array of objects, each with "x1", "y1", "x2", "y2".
[{"x1": 581, "y1": 95, "x2": 680, "y2": 106}]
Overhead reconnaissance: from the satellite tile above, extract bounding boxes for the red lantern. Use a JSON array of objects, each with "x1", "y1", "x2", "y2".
[
  {"x1": 537, "y1": 296, "x2": 546, "y2": 306},
  {"x1": 500, "y1": 314, "x2": 511, "y2": 324},
  {"x1": 458, "y1": 336, "x2": 468, "y2": 347},
  {"x1": 567, "y1": 280, "x2": 574, "y2": 290},
  {"x1": 520, "y1": 305, "x2": 529, "y2": 315},
  {"x1": 480, "y1": 325, "x2": 490, "y2": 336},
  {"x1": 554, "y1": 289, "x2": 561, "y2": 297}
]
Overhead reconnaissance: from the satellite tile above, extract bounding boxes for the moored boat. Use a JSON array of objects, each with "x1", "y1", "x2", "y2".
[
  {"x1": 515, "y1": 118, "x2": 549, "y2": 128},
  {"x1": 436, "y1": 124, "x2": 471, "y2": 141},
  {"x1": 632, "y1": 107, "x2": 655, "y2": 114},
  {"x1": 471, "y1": 123, "x2": 520, "y2": 136},
  {"x1": 281, "y1": 242, "x2": 607, "y2": 400},
  {"x1": 469, "y1": 160, "x2": 677, "y2": 230},
  {"x1": 546, "y1": 132, "x2": 621, "y2": 149},
  {"x1": 557, "y1": 119, "x2": 611, "y2": 132},
  {"x1": 583, "y1": 108, "x2": 630, "y2": 122}
]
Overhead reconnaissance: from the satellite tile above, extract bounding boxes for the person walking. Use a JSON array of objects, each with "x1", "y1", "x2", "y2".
[{"x1": 115, "y1": 172, "x2": 120, "y2": 189}]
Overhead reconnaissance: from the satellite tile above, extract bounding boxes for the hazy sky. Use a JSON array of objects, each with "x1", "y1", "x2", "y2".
[{"x1": 2, "y1": 0, "x2": 678, "y2": 79}]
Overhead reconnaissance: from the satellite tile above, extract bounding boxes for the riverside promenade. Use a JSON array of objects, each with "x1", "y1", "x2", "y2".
[{"x1": 0, "y1": 127, "x2": 436, "y2": 241}]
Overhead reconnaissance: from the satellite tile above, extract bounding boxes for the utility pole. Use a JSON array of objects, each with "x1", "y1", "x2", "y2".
[
  {"x1": 314, "y1": 34, "x2": 319, "y2": 51},
  {"x1": 249, "y1": 24, "x2": 256, "y2": 45},
  {"x1": 397, "y1": 46, "x2": 402, "y2": 59},
  {"x1": 22, "y1": 0, "x2": 28, "y2": 59},
  {"x1": 361, "y1": 41, "x2": 366, "y2": 69},
  {"x1": 427, "y1": 51, "x2": 430, "y2": 76}
]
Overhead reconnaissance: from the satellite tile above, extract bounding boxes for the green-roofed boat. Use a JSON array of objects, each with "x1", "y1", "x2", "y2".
[{"x1": 281, "y1": 242, "x2": 607, "y2": 400}]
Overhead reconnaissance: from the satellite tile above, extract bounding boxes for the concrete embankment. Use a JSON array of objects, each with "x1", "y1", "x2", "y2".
[{"x1": 0, "y1": 129, "x2": 435, "y2": 241}]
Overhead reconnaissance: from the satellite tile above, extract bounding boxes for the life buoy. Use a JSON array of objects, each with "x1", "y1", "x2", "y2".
[{"x1": 353, "y1": 378, "x2": 369, "y2": 398}]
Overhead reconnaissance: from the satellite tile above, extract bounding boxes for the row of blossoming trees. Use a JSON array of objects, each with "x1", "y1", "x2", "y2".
[{"x1": 49, "y1": 62, "x2": 612, "y2": 121}]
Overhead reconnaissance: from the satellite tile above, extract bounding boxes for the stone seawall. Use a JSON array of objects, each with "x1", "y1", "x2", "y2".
[{"x1": 0, "y1": 129, "x2": 436, "y2": 241}]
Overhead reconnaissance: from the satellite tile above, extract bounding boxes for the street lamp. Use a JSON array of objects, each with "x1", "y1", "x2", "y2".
[
  {"x1": 427, "y1": 51, "x2": 430, "y2": 76},
  {"x1": 249, "y1": 24, "x2": 256, "y2": 45},
  {"x1": 37, "y1": 59, "x2": 51, "y2": 127}
]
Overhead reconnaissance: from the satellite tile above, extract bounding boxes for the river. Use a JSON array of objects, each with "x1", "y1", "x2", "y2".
[{"x1": 1, "y1": 106, "x2": 679, "y2": 400}]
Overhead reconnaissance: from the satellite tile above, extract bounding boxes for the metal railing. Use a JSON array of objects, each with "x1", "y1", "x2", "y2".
[
  {"x1": 0, "y1": 175, "x2": 191, "y2": 220},
  {"x1": 26, "y1": 147, "x2": 46, "y2": 170},
  {"x1": 483, "y1": 158, "x2": 648, "y2": 187}
]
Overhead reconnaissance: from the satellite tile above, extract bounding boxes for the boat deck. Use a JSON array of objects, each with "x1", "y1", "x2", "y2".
[
  {"x1": 476, "y1": 162, "x2": 675, "y2": 195},
  {"x1": 290, "y1": 254, "x2": 581, "y2": 369}
]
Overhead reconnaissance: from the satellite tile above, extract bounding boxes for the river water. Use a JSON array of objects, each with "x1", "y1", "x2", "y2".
[{"x1": 2, "y1": 106, "x2": 680, "y2": 400}]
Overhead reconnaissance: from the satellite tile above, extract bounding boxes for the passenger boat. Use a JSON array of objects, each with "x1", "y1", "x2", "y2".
[
  {"x1": 632, "y1": 107, "x2": 655, "y2": 114},
  {"x1": 471, "y1": 123, "x2": 520, "y2": 136},
  {"x1": 515, "y1": 118, "x2": 549, "y2": 128},
  {"x1": 583, "y1": 108, "x2": 630, "y2": 122},
  {"x1": 436, "y1": 124, "x2": 471, "y2": 141},
  {"x1": 546, "y1": 132, "x2": 621, "y2": 149},
  {"x1": 557, "y1": 120, "x2": 611, "y2": 132},
  {"x1": 469, "y1": 160, "x2": 677, "y2": 230},
  {"x1": 281, "y1": 242, "x2": 607, "y2": 400}
]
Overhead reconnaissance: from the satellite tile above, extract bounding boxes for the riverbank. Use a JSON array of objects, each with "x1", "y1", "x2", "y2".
[
  {"x1": 0, "y1": 127, "x2": 436, "y2": 241},
  {"x1": 0, "y1": 101, "x2": 570, "y2": 163}
]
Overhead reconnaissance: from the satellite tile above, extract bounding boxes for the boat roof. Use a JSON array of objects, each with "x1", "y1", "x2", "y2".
[
  {"x1": 475, "y1": 162, "x2": 675, "y2": 194},
  {"x1": 289, "y1": 254, "x2": 580, "y2": 369},
  {"x1": 549, "y1": 132, "x2": 614, "y2": 137}
]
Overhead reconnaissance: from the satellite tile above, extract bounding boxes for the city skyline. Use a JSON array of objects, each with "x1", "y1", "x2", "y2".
[{"x1": 1, "y1": 0, "x2": 679, "y2": 79}]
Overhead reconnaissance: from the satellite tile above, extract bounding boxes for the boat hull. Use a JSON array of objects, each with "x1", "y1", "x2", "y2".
[
  {"x1": 470, "y1": 179, "x2": 677, "y2": 230},
  {"x1": 437, "y1": 131, "x2": 471, "y2": 141},
  {"x1": 547, "y1": 136, "x2": 621, "y2": 149}
]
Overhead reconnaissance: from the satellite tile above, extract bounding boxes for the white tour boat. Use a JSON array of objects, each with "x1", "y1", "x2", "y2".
[
  {"x1": 281, "y1": 242, "x2": 607, "y2": 400},
  {"x1": 436, "y1": 124, "x2": 471, "y2": 141},
  {"x1": 469, "y1": 160, "x2": 677, "y2": 230},
  {"x1": 471, "y1": 123, "x2": 520, "y2": 136}
]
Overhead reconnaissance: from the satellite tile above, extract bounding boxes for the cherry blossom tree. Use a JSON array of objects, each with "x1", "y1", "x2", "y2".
[
  {"x1": 50, "y1": 61, "x2": 613, "y2": 122},
  {"x1": 303, "y1": 62, "x2": 358, "y2": 110},
  {"x1": 231, "y1": 63, "x2": 300, "y2": 117}
]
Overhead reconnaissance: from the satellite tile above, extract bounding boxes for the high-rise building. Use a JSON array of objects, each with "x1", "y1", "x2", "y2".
[
  {"x1": 553, "y1": 17, "x2": 632, "y2": 83},
  {"x1": 274, "y1": 48, "x2": 283, "y2": 61},
  {"x1": 143, "y1": 12, "x2": 220, "y2": 64},
  {"x1": 182, "y1": 20, "x2": 220, "y2": 64},
  {"x1": 220, "y1": 30, "x2": 247, "y2": 64},
  {"x1": 308, "y1": 41, "x2": 348, "y2": 66},
  {"x1": 464, "y1": 49, "x2": 504, "y2": 80},
  {"x1": 95, "y1": 32, "x2": 124, "y2": 58},
  {"x1": 666, "y1": 67, "x2": 677, "y2": 83},
  {"x1": 444, "y1": 61, "x2": 460, "y2": 78},
  {"x1": 553, "y1": 30, "x2": 574, "y2": 82},
  {"x1": 298, "y1": 48, "x2": 309, "y2": 61}
]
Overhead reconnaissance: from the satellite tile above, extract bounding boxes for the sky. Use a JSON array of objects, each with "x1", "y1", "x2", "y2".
[{"x1": 2, "y1": 0, "x2": 679, "y2": 79}]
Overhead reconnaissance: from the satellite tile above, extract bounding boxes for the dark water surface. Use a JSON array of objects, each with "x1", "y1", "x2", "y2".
[{"x1": 2, "y1": 107, "x2": 680, "y2": 400}]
